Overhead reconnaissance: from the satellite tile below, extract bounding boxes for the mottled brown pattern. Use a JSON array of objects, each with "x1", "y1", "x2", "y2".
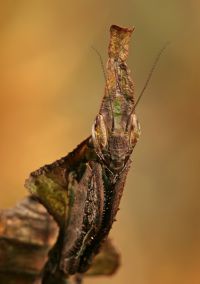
[{"x1": 24, "y1": 25, "x2": 139, "y2": 283}]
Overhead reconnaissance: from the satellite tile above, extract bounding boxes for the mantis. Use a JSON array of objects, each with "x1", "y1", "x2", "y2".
[{"x1": 25, "y1": 25, "x2": 140, "y2": 284}]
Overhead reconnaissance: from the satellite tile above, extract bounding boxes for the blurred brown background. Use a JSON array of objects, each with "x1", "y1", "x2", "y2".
[{"x1": 1, "y1": 1, "x2": 200, "y2": 283}]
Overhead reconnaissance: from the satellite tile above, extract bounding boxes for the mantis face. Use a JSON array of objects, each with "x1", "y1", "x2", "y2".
[{"x1": 92, "y1": 113, "x2": 140, "y2": 172}]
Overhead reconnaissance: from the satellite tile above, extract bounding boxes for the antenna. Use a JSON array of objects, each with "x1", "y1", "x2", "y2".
[
  {"x1": 134, "y1": 41, "x2": 170, "y2": 110},
  {"x1": 91, "y1": 46, "x2": 107, "y2": 81}
]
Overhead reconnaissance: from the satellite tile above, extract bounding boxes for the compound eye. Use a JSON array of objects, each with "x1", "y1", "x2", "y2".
[
  {"x1": 127, "y1": 113, "x2": 141, "y2": 146},
  {"x1": 92, "y1": 114, "x2": 108, "y2": 151},
  {"x1": 133, "y1": 113, "x2": 141, "y2": 140}
]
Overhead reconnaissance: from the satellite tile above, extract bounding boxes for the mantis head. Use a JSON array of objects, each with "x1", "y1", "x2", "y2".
[{"x1": 92, "y1": 113, "x2": 140, "y2": 173}]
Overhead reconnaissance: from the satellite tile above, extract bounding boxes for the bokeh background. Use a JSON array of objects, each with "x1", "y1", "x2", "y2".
[{"x1": 1, "y1": 1, "x2": 200, "y2": 283}]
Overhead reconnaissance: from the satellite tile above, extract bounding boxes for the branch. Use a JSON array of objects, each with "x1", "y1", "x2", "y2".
[
  {"x1": 0, "y1": 196, "x2": 57, "y2": 284},
  {"x1": 0, "y1": 197, "x2": 120, "y2": 284}
]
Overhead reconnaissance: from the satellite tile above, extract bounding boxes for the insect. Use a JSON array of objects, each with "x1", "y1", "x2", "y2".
[{"x1": 25, "y1": 25, "x2": 140, "y2": 284}]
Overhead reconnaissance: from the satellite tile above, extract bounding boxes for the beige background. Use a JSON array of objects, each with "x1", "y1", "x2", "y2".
[{"x1": 1, "y1": 1, "x2": 200, "y2": 284}]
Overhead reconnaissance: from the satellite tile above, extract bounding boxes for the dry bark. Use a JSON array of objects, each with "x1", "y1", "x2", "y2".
[
  {"x1": 0, "y1": 197, "x2": 120, "y2": 284},
  {"x1": 0, "y1": 196, "x2": 57, "y2": 284}
]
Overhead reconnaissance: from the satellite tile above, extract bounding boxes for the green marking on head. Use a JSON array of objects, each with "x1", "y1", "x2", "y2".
[
  {"x1": 113, "y1": 97, "x2": 123, "y2": 128},
  {"x1": 113, "y1": 98, "x2": 121, "y2": 117}
]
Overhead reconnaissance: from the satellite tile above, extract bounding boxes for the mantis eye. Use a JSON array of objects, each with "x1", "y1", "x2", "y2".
[
  {"x1": 92, "y1": 114, "x2": 108, "y2": 152},
  {"x1": 126, "y1": 113, "x2": 141, "y2": 146}
]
